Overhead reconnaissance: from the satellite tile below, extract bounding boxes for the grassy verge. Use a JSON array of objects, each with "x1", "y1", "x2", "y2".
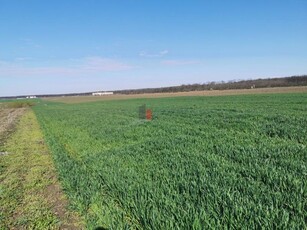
[{"x1": 0, "y1": 110, "x2": 83, "y2": 229}]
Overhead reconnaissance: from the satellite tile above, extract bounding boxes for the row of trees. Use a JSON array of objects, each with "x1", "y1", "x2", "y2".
[
  {"x1": 115, "y1": 75, "x2": 307, "y2": 94},
  {"x1": 1, "y1": 75, "x2": 306, "y2": 99}
]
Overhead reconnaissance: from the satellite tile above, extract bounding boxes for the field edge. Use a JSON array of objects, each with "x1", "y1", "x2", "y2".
[{"x1": 0, "y1": 110, "x2": 83, "y2": 229}]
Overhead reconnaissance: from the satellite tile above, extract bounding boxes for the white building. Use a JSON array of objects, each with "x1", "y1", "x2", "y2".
[
  {"x1": 26, "y1": 96, "x2": 37, "y2": 99},
  {"x1": 92, "y1": 92, "x2": 114, "y2": 96}
]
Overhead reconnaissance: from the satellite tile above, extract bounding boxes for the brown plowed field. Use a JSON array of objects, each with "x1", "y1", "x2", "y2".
[{"x1": 45, "y1": 86, "x2": 307, "y2": 104}]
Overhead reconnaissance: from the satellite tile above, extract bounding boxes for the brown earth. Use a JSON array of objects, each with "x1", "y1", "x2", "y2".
[
  {"x1": 43, "y1": 182, "x2": 82, "y2": 230},
  {"x1": 0, "y1": 107, "x2": 26, "y2": 146},
  {"x1": 45, "y1": 86, "x2": 307, "y2": 104}
]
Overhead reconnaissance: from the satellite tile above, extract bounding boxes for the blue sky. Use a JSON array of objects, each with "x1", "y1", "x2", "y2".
[{"x1": 0, "y1": 0, "x2": 306, "y2": 96}]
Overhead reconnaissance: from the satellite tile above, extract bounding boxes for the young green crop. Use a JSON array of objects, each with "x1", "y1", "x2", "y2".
[{"x1": 34, "y1": 93, "x2": 307, "y2": 229}]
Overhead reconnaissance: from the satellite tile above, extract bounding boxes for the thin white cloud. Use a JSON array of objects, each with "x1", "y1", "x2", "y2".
[
  {"x1": 139, "y1": 50, "x2": 169, "y2": 58},
  {"x1": 19, "y1": 38, "x2": 42, "y2": 49},
  {"x1": 161, "y1": 59, "x2": 201, "y2": 66},
  {"x1": 19, "y1": 38, "x2": 33, "y2": 42},
  {"x1": 0, "y1": 60, "x2": 9, "y2": 66},
  {"x1": 160, "y1": 50, "x2": 169, "y2": 55},
  {"x1": 0, "y1": 57, "x2": 134, "y2": 77},
  {"x1": 15, "y1": 57, "x2": 33, "y2": 61},
  {"x1": 82, "y1": 57, "x2": 132, "y2": 71}
]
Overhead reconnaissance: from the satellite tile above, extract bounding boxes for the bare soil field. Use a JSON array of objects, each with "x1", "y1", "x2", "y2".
[{"x1": 45, "y1": 86, "x2": 307, "y2": 104}]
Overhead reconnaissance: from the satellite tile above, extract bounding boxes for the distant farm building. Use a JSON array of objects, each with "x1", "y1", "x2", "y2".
[
  {"x1": 26, "y1": 96, "x2": 37, "y2": 99},
  {"x1": 92, "y1": 92, "x2": 114, "y2": 96}
]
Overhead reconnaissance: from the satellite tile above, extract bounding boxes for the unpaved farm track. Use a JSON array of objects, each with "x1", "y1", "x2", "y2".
[
  {"x1": 0, "y1": 108, "x2": 26, "y2": 146},
  {"x1": 0, "y1": 110, "x2": 83, "y2": 229}
]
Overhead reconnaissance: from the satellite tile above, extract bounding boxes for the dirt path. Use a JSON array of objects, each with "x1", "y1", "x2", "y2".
[
  {"x1": 0, "y1": 108, "x2": 25, "y2": 146},
  {"x1": 0, "y1": 110, "x2": 83, "y2": 229}
]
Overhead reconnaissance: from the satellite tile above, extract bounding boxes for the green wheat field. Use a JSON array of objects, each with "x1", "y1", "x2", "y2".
[{"x1": 33, "y1": 93, "x2": 307, "y2": 229}]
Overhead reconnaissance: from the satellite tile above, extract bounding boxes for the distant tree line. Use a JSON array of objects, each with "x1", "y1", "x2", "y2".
[
  {"x1": 1, "y1": 75, "x2": 306, "y2": 99},
  {"x1": 115, "y1": 75, "x2": 307, "y2": 94}
]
